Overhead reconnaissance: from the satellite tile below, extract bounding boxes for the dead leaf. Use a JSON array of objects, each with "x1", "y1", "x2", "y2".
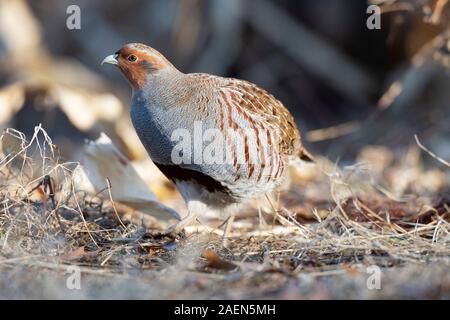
[
  {"x1": 76, "y1": 133, "x2": 181, "y2": 222},
  {"x1": 342, "y1": 263, "x2": 360, "y2": 277},
  {"x1": 202, "y1": 249, "x2": 237, "y2": 271},
  {"x1": 60, "y1": 246, "x2": 98, "y2": 262}
]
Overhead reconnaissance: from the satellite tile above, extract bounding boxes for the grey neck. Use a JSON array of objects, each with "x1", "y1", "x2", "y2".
[{"x1": 136, "y1": 68, "x2": 184, "y2": 104}]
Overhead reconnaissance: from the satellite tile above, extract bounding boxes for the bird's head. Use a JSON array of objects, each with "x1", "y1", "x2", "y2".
[{"x1": 102, "y1": 43, "x2": 175, "y2": 90}]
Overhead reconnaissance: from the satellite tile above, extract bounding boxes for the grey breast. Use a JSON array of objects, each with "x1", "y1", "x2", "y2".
[{"x1": 130, "y1": 91, "x2": 176, "y2": 164}]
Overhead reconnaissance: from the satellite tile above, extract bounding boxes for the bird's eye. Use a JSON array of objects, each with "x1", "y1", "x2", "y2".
[{"x1": 127, "y1": 54, "x2": 137, "y2": 62}]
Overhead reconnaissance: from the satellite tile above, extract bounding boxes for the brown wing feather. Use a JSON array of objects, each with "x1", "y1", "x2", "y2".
[{"x1": 219, "y1": 79, "x2": 312, "y2": 161}]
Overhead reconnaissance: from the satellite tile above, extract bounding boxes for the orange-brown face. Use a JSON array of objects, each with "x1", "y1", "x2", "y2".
[{"x1": 102, "y1": 43, "x2": 171, "y2": 90}]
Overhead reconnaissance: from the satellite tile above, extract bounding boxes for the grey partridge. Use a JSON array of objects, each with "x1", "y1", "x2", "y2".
[{"x1": 102, "y1": 43, "x2": 313, "y2": 232}]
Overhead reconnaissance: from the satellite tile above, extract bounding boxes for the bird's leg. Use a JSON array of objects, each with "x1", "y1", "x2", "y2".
[
  {"x1": 264, "y1": 193, "x2": 280, "y2": 226},
  {"x1": 222, "y1": 214, "x2": 235, "y2": 248}
]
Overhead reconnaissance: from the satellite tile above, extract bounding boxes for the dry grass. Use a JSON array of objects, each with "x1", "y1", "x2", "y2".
[{"x1": 0, "y1": 127, "x2": 449, "y2": 299}]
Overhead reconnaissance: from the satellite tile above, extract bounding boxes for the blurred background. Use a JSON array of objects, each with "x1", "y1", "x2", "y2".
[
  {"x1": 1, "y1": 0, "x2": 450, "y2": 300},
  {"x1": 0, "y1": 0, "x2": 449, "y2": 165}
]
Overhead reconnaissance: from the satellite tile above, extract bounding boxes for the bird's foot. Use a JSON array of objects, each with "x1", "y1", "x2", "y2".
[{"x1": 149, "y1": 216, "x2": 194, "y2": 239}]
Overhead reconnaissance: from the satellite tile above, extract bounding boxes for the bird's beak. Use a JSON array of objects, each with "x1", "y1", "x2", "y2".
[{"x1": 102, "y1": 54, "x2": 119, "y2": 66}]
